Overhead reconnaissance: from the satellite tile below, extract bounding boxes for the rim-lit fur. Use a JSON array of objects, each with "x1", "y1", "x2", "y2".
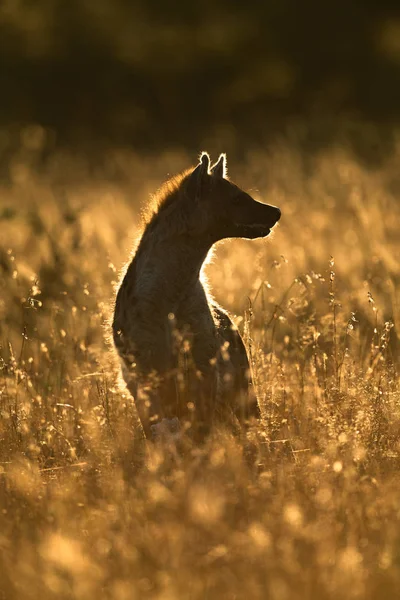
[{"x1": 112, "y1": 153, "x2": 281, "y2": 440}]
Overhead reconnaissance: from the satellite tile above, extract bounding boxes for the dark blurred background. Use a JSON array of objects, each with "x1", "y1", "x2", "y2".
[{"x1": 2, "y1": 0, "x2": 400, "y2": 163}]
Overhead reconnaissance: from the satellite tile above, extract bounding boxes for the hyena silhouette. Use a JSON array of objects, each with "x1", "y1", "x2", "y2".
[{"x1": 112, "y1": 153, "x2": 281, "y2": 441}]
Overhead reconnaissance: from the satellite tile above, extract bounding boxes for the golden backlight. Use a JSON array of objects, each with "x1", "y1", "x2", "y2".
[{"x1": 0, "y1": 141, "x2": 399, "y2": 599}]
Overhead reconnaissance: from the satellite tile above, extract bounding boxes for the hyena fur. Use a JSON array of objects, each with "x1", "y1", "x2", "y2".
[{"x1": 112, "y1": 152, "x2": 281, "y2": 440}]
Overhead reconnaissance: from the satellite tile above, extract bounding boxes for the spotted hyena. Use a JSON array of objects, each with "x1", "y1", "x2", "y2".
[{"x1": 112, "y1": 153, "x2": 281, "y2": 441}]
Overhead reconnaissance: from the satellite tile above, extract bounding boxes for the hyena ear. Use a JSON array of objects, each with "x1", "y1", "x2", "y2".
[
  {"x1": 190, "y1": 152, "x2": 210, "y2": 180},
  {"x1": 211, "y1": 154, "x2": 227, "y2": 179},
  {"x1": 185, "y1": 152, "x2": 210, "y2": 200}
]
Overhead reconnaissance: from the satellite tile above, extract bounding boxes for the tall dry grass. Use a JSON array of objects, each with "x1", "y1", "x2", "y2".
[{"x1": 0, "y1": 137, "x2": 400, "y2": 599}]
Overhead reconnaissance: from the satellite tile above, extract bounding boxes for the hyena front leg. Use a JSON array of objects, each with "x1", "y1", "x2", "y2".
[
  {"x1": 126, "y1": 378, "x2": 160, "y2": 439},
  {"x1": 120, "y1": 331, "x2": 181, "y2": 440},
  {"x1": 127, "y1": 370, "x2": 184, "y2": 441},
  {"x1": 213, "y1": 305, "x2": 261, "y2": 426}
]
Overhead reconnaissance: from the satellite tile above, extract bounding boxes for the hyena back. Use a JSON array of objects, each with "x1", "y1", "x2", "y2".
[{"x1": 112, "y1": 153, "x2": 281, "y2": 440}]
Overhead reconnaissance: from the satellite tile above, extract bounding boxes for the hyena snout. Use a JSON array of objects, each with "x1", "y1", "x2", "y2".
[
  {"x1": 266, "y1": 205, "x2": 281, "y2": 225},
  {"x1": 234, "y1": 198, "x2": 281, "y2": 239}
]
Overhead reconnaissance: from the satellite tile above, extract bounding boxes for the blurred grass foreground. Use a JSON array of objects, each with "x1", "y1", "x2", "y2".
[{"x1": 1, "y1": 137, "x2": 400, "y2": 600}]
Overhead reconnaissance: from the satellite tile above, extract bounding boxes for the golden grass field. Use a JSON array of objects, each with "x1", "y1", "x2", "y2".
[{"x1": 1, "y1": 135, "x2": 400, "y2": 599}]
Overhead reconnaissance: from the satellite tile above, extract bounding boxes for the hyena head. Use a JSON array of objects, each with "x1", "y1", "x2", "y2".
[{"x1": 181, "y1": 152, "x2": 281, "y2": 241}]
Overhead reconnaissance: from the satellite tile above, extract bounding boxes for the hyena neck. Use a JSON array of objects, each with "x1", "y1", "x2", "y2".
[{"x1": 133, "y1": 229, "x2": 212, "y2": 315}]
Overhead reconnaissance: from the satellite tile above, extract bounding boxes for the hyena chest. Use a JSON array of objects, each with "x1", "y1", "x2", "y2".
[{"x1": 175, "y1": 300, "x2": 220, "y2": 373}]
